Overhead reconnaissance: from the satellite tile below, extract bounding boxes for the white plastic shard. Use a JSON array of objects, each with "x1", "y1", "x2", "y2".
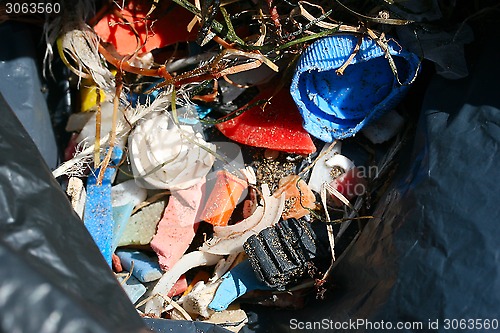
[
  {"x1": 144, "y1": 251, "x2": 222, "y2": 317},
  {"x1": 128, "y1": 112, "x2": 216, "y2": 190},
  {"x1": 361, "y1": 110, "x2": 405, "y2": 144},
  {"x1": 203, "y1": 309, "x2": 248, "y2": 333},
  {"x1": 179, "y1": 253, "x2": 238, "y2": 318},
  {"x1": 181, "y1": 280, "x2": 221, "y2": 318},
  {"x1": 307, "y1": 142, "x2": 342, "y2": 194},
  {"x1": 199, "y1": 184, "x2": 285, "y2": 255},
  {"x1": 209, "y1": 253, "x2": 239, "y2": 283}
]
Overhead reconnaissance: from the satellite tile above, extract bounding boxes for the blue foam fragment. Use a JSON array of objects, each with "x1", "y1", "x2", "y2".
[
  {"x1": 116, "y1": 249, "x2": 163, "y2": 283},
  {"x1": 112, "y1": 203, "x2": 135, "y2": 252},
  {"x1": 83, "y1": 147, "x2": 123, "y2": 266}
]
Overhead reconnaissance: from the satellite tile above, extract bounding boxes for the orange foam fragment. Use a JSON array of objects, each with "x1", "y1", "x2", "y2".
[{"x1": 200, "y1": 170, "x2": 247, "y2": 226}]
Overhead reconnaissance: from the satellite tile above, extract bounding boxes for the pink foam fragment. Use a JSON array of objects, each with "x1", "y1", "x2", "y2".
[{"x1": 151, "y1": 179, "x2": 205, "y2": 270}]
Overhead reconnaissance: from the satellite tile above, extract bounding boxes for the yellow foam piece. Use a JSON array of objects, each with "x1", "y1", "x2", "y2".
[
  {"x1": 79, "y1": 70, "x2": 116, "y2": 112},
  {"x1": 80, "y1": 80, "x2": 105, "y2": 112}
]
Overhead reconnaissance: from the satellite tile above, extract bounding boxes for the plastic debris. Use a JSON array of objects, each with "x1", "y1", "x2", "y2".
[
  {"x1": 117, "y1": 200, "x2": 166, "y2": 247},
  {"x1": 325, "y1": 154, "x2": 355, "y2": 172},
  {"x1": 169, "y1": 275, "x2": 189, "y2": 298},
  {"x1": 203, "y1": 309, "x2": 248, "y2": 333},
  {"x1": 83, "y1": 147, "x2": 123, "y2": 266},
  {"x1": 93, "y1": 0, "x2": 197, "y2": 55},
  {"x1": 182, "y1": 281, "x2": 221, "y2": 318},
  {"x1": 145, "y1": 251, "x2": 222, "y2": 317},
  {"x1": 290, "y1": 34, "x2": 420, "y2": 142},
  {"x1": 200, "y1": 170, "x2": 248, "y2": 226},
  {"x1": 209, "y1": 260, "x2": 273, "y2": 312},
  {"x1": 116, "y1": 249, "x2": 163, "y2": 283},
  {"x1": 180, "y1": 254, "x2": 240, "y2": 318},
  {"x1": 111, "y1": 179, "x2": 148, "y2": 250},
  {"x1": 183, "y1": 270, "x2": 210, "y2": 297},
  {"x1": 76, "y1": 101, "x2": 126, "y2": 147},
  {"x1": 112, "y1": 253, "x2": 123, "y2": 273},
  {"x1": 243, "y1": 218, "x2": 329, "y2": 289},
  {"x1": 117, "y1": 274, "x2": 147, "y2": 304},
  {"x1": 150, "y1": 179, "x2": 205, "y2": 271},
  {"x1": 128, "y1": 112, "x2": 215, "y2": 190},
  {"x1": 66, "y1": 177, "x2": 86, "y2": 219},
  {"x1": 273, "y1": 175, "x2": 316, "y2": 219},
  {"x1": 199, "y1": 184, "x2": 285, "y2": 255},
  {"x1": 65, "y1": 112, "x2": 94, "y2": 132},
  {"x1": 216, "y1": 88, "x2": 317, "y2": 155},
  {"x1": 140, "y1": 275, "x2": 189, "y2": 304},
  {"x1": 79, "y1": 78, "x2": 107, "y2": 113},
  {"x1": 307, "y1": 142, "x2": 342, "y2": 194}
]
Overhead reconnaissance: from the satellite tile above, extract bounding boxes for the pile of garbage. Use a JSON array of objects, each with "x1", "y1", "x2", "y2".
[{"x1": 4, "y1": 0, "x2": 479, "y2": 330}]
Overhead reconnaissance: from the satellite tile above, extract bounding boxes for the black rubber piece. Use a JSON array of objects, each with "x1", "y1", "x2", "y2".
[{"x1": 243, "y1": 218, "x2": 328, "y2": 289}]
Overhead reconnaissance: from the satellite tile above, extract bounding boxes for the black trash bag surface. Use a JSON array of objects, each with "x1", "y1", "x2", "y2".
[{"x1": 0, "y1": 92, "x2": 147, "y2": 333}]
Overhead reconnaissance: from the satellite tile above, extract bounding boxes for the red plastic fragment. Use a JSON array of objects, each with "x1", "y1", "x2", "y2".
[
  {"x1": 330, "y1": 167, "x2": 367, "y2": 206},
  {"x1": 216, "y1": 88, "x2": 316, "y2": 155},
  {"x1": 93, "y1": 0, "x2": 198, "y2": 55},
  {"x1": 112, "y1": 253, "x2": 123, "y2": 273},
  {"x1": 168, "y1": 275, "x2": 188, "y2": 298}
]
